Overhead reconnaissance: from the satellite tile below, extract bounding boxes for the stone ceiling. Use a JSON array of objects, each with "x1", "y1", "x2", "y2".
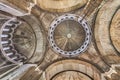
[{"x1": 0, "y1": 0, "x2": 120, "y2": 80}]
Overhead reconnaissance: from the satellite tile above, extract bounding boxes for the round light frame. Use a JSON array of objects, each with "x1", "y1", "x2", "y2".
[{"x1": 48, "y1": 14, "x2": 92, "y2": 57}]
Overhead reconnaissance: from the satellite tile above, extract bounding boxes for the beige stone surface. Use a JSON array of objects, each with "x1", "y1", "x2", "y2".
[
  {"x1": 95, "y1": 0, "x2": 120, "y2": 64},
  {"x1": 35, "y1": 0, "x2": 87, "y2": 12},
  {"x1": 7, "y1": 0, "x2": 29, "y2": 11},
  {"x1": 52, "y1": 71, "x2": 92, "y2": 80},
  {"x1": 110, "y1": 9, "x2": 120, "y2": 53},
  {"x1": 45, "y1": 60, "x2": 101, "y2": 80}
]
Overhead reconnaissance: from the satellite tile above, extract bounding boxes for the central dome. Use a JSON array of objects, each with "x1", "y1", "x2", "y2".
[
  {"x1": 54, "y1": 20, "x2": 85, "y2": 51},
  {"x1": 49, "y1": 14, "x2": 92, "y2": 57}
]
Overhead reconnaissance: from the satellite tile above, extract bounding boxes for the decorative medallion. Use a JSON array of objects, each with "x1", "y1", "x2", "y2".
[{"x1": 48, "y1": 14, "x2": 91, "y2": 57}]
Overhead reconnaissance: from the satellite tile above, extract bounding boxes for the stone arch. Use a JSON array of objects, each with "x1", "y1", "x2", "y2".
[
  {"x1": 94, "y1": 0, "x2": 120, "y2": 64},
  {"x1": 44, "y1": 59, "x2": 101, "y2": 80}
]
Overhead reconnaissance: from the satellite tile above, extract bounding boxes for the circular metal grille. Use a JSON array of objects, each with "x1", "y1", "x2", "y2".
[{"x1": 48, "y1": 14, "x2": 92, "y2": 57}]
